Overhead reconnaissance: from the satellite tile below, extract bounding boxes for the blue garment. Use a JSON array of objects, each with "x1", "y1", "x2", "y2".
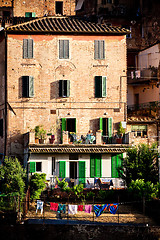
[
  {"x1": 58, "y1": 204, "x2": 66, "y2": 214},
  {"x1": 107, "y1": 203, "x2": 119, "y2": 214},
  {"x1": 94, "y1": 204, "x2": 107, "y2": 217}
]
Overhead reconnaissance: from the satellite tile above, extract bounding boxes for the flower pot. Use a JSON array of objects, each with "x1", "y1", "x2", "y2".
[
  {"x1": 35, "y1": 137, "x2": 39, "y2": 144},
  {"x1": 49, "y1": 138, "x2": 54, "y2": 144},
  {"x1": 39, "y1": 139, "x2": 45, "y2": 144},
  {"x1": 116, "y1": 138, "x2": 122, "y2": 144}
]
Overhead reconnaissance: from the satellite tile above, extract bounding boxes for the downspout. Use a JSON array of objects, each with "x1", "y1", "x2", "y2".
[{"x1": 4, "y1": 31, "x2": 7, "y2": 156}]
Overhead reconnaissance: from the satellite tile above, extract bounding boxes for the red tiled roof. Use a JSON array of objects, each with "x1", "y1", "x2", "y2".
[{"x1": 6, "y1": 16, "x2": 130, "y2": 35}]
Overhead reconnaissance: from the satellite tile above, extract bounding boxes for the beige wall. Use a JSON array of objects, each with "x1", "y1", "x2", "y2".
[
  {"x1": 13, "y1": 0, "x2": 76, "y2": 17},
  {"x1": 3, "y1": 33, "x2": 127, "y2": 156}
]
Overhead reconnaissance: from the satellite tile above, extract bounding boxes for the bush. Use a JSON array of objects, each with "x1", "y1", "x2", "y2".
[
  {"x1": 56, "y1": 177, "x2": 70, "y2": 191},
  {"x1": 29, "y1": 173, "x2": 46, "y2": 200}
]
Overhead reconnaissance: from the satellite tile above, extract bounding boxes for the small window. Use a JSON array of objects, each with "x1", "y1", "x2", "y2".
[
  {"x1": 59, "y1": 40, "x2": 69, "y2": 59},
  {"x1": 94, "y1": 40, "x2": 105, "y2": 59},
  {"x1": 95, "y1": 76, "x2": 106, "y2": 98},
  {"x1": 59, "y1": 80, "x2": 70, "y2": 97},
  {"x1": 55, "y1": 1, "x2": 63, "y2": 15},
  {"x1": 22, "y1": 76, "x2": 34, "y2": 98},
  {"x1": 25, "y1": 12, "x2": 36, "y2": 17},
  {"x1": 23, "y1": 39, "x2": 33, "y2": 59},
  {"x1": 131, "y1": 125, "x2": 147, "y2": 138},
  {"x1": 0, "y1": 119, "x2": 3, "y2": 138},
  {"x1": 36, "y1": 162, "x2": 42, "y2": 172}
]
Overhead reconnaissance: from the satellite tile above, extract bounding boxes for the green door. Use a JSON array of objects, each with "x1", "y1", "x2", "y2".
[
  {"x1": 79, "y1": 161, "x2": 85, "y2": 185},
  {"x1": 59, "y1": 161, "x2": 66, "y2": 178}
]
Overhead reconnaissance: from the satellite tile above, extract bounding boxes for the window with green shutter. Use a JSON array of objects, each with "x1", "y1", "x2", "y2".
[
  {"x1": 25, "y1": 12, "x2": 36, "y2": 17},
  {"x1": 30, "y1": 162, "x2": 36, "y2": 173},
  {"x1": 23, "y1": 39, "x2": 33, "y2": 59},
  {"x1": 95, "y1": 76, "x2": 106, "y2": 98},
  {"x1": 79, "y1": 161, "x2": 85, "y2": 184},
  {"x1": 90, "y1": 154, "x2": 102, "y2": 178},
  {"x1": 111, "y1": 154, "x2": 123, "y2": 178},
  {"x1": 22, "y1": 76, "x2": 34, "y2": 98},
  {"x1": 59, "y1": 80, "x2": 70, "y2": 97},
  {"x1": 108, "y1": 118, "x2": 112, "y2": 138},
  {"x1": 59, "y1": 161, "x2": 66, "y2": 178},
  {"x1": 59, "y1": 40, "x2": 69, "y2": 59},
  {"x1": 94, "y1": 40, "x2": 105, "y2": 59}
]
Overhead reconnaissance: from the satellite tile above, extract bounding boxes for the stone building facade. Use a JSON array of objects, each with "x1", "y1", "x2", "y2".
[{"x1": 0, "y1": 16, "x2": 129, "y2": 187}]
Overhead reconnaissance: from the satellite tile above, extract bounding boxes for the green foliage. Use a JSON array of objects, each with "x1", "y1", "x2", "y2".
[
  {"x1": 0, "y1": 156, "x2": 26, "y2": 200},
  {"x1": 128, "y1": 179, "x2": 159, "y2": 200},
  {"x1": 86, "y1": 191, "x2": 95, "y2": 199},
  {"x1": 97, "y1": 190, "x2": 106, "y2": 200},
  {"x1": 34, "y1": 125, "x2": 46, "y2": 139},
  {"x1": 56, "y1": 177, "x2": 69, "y2": 191},
  {"x1": 72, "y1": 184, "x2": 85, "y2": 200},
  {"x1": 118, "y1": 143, "x2": 158, "y2": 185},
  {"x1": 117, "y1": 121, "x2": 125, "y2": 137},
  {"x1": 29, "y1": 173, "x2": 46, "y2": 200}
]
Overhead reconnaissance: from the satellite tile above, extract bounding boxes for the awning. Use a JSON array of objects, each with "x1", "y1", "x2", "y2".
[{"x1": 75, "y1": 0, "x2": 85, "y2": 11}]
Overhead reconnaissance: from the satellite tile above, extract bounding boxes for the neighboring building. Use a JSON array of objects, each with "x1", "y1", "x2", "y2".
[{"x1": 0, "y1": 16, "x2": 129, "y2": 187}]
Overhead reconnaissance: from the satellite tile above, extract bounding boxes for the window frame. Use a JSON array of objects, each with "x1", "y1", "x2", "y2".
[
  {"x1": 95, "y1": 76, "x2": 107, "y2": 98},
  {"x1": 22, "y1": 76, "x2": 34, "y2": 98},
  {"x1": 36, "y1": 162, "x2": 42, "y2": 172},
  {"x1": 59, "y1": 80, "x2": 70, "y2": 98},
  {"x1": 94, "y1": 40, "x2": 105, "y2": 60}
]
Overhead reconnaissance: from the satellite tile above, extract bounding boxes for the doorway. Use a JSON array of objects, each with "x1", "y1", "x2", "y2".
[
  {"x1": 70, "y1": 162, "x2": 77, "y2": 179},
  {"x1": 55, "y1": 1, "x2": 63, "y2": 15}
]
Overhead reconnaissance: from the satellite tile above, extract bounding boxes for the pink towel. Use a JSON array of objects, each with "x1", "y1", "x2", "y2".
[
  {"x1": 78, "y1": 205, "x2": 83, "y2": 211},
  {"x1": 50, "y1": 202, "x2": 58, "y2": 211},
  {"x1": 85, "y1": 205, "x2": 92, "y2": 213}
]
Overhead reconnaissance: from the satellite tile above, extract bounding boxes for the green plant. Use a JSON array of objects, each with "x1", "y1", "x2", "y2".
[
  {"x1": 29, "y1": 173, "x2": 46, "y2": 200},
  {"x1": 98, "y1": 190, "x2": 106, "y2": 200},
  {"x1": 56, "y1": 177, "x2": 69, "y2": 191},
  {"x1": 72, "y1": 184, "x2": 85, "y2": 200},
  {"x1": 34, "y1": 125, "x2": 46, "y2": 139},
  {"x1": 86, "y1": 191, "x2": 95, "y2": 199},
  {"x1": 117, "y1": 122, "x2": 125, "y2": 137}
]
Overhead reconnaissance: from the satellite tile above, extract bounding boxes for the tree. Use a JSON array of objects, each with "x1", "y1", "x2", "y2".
[
  {"x1": 0, "y1": 156, "x2": 26, "y2": 199},
  {"x1": 118, "y1": 143, "x2": 158, "y2": 186},
  {"x1": 29, "y1": 173, "x2": 46, "y2": 200}
]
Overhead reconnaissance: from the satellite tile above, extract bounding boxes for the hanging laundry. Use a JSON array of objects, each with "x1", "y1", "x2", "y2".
[
  {"x1": 107, "y1": 203, "x2": 119, "y2": 214},
  {"x1": 93, "y1": 204, "x2": 107, "y2": 217},
  {"x1": 58, "y1": 204, "x2": 66, "y2": 214},
  {"x1": 36, "y1": 200, "x2": 44, "y2": 214},
  {"x1": 78, "y1": 205, "x2": 83, "y2": 211},
  {"x1": 68, "y1": 205, "x2": 78, "y2": 215},
  {"x1": 85, "y1": 205, "x2": 92, "y2": 213},
  {"x1": 50, "y1": 202, "x2": 58, "y2": 211}
]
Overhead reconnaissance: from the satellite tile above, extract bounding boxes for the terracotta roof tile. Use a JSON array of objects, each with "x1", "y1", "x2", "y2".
[{"x1": 5, "y1": 16, "x2": 130, "y2": 35}]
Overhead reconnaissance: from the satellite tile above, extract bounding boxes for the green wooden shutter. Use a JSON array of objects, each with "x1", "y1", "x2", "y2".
[
  {"x1": 30, "y1": 162, "x2": 36, "y2": 173},
  {"x1": 61, "y1": 118, "x2": 66, "y2": 141},
  {"x1": 59, "y1": 161, "x2": 66, "y2": 178},
  {"x1": 25, "y1": 12, "x2": 32, "y2": 17},
  {"x1": 90, "y1": 154, "x2": 95, "y2": 178},
  {"x1": 23, "y1": 39, "x2": 28, "y2": 59},
  {"x1": 29, "y1": 76, "x2": 34, "y2": 97},
  {"x1": 28, "y1": 39, "x2": 33, "y2": 59},
  {"x1": 99, "y1": 117, "x2": 103, "y2": 133},
  {"x1": 32, "y1": 12, "x2": 36, "y2": 17},
  {"x1": 111, "y1": 155, "x2": 117, "y2": 178},
  {"x1": 102, "y1": 76, "x2": 106, "y2": 97},
  {"x1": 66, "y1": 80, "x2": 70, "y2": 97},
  {"x1": 108, "y1": 117, "x2": 112, "y2": 138},
  {"x1": 95, "y1": 76, "x2": 101, "y2": 97},
  {"x1": 64, "y1": 40, "x2": 69, "y2": 59},
  {"x1": 79, "y1": 161, "x2": 85, "y2": 184},
  {"x1": 95, "y1": 154, "x2": 101, "y2": 177}
]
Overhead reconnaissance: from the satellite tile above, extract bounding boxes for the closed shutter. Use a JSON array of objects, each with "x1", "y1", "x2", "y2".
[
  {"x1": 64, "y1": 40, "x2": 69, "y2": 59},
  {"x1": 22, "y1": 76, "x2": 29, "y2": 97},
  {"x1": 28, "y1": 39, "x2": 33, "y2": 59},
  {"x1": 100, "y1": 40, "x2": 105, "y2": 59},
  {"x1": 95, "y1": 76, "x2": 101, "y2": 97},
  {"x1": 108, "y1": 118, "x2": 112, "y2": 138},
  {"x1": 79, "y1": 161, "x2": 85, "y2": 184},
  {"x1": 102, "y1": 76, "x2": 106, "y2": 97},
  {"x1": 66, "y1": 80, "x2": 70, "y2": 97},
  {"x1": 30, "y1": 162, "x2": 36, "y2": 173},
  {"x1": 94, "y1": 40, "x2": 105, "y2": 59},
  {"x1": 94, "y1": 40, "x2": 99, "y2": 59},
  {"x1": 29, "y1": 76, "x2": 34, "y2": 97},
  {"x1": 23, "y1": 39, "x2": 28, "y2": 59},
  {"x1": 59, "y1": 40, "x2": 69, "y2": 59},
  {"x1": 59, "y1": 40, "x2": 64, "y2": 59},
  {"x1": 95, "y1": 154, "x2": 101, "y2": 177},
  {"x1": 90, "y1": 154, "x2": 95, "y2": 178},
  {"x1": 59, "y1": 161, "x2": 66, "y2": 178},
  {"x1": 111, "y1": 155, "x2": 117, "y2": 178}
]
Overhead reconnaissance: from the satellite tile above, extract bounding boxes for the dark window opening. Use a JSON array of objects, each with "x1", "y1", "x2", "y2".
[
  {"x1": 56, "y1": 1, "x2": 63, "y2": 15},
  {"x1": 36, "y1": 162, "x2": 42, "y2": 172},
  {"x1": 22, "y1": 76, "x2": 34, "y2": 98},
  {"x1": 69, "y1": 154, "x2": 78, "y2": 160},
  {"x1": 3, "y1": 11, "x2": 10, "y2": 18},
  {"x1": 0, "y1": 119, "x2": 3, "y2": 138},
  {"x1": 59, "y1": 80, "x2": 70, "y2": 97},
  {"x1": 66, "y1": 118, "x2": 76, "y2": 133},
  {"x1": 52, "y1": 157, "x2": 55, "y2": 174},
  {"x1": 70, "y1": 162, "x2": 77, "y2": 179}
]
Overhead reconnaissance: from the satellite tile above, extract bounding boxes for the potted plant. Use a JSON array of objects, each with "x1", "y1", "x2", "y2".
[
  {"x1": 34, "y1": 125, "x2": 40, "y2": 143},
  {"x1": 116, "y1": 122, "x2": 125, "y2": 144},
  {"x1": 34, "y1": 125, "x2": 46, "y2": 144},
  {"x1": 48, "y1": 119, "x2": 61, "y2": 144}
]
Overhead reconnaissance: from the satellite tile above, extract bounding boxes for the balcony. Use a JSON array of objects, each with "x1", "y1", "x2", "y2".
[
  {"x1": 127, "y1": 68, "x2": 158, "y2": 85},
  {"x1": 127, "y1": 101, "x2": 160, "y2": 117}
]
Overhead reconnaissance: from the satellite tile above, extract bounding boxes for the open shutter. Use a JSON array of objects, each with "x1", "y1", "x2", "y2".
[
  {"x1": 66, "y1": 80, "x2": 70, "y2": 97},
  {"x1": 30, "y1": 162, "x2": 36, "y2": 173},
  {"x1": 61, "y1": 118, "x2": 66, "y2": 141},
  {"x1": 32, "y1": 12, "x2": 36, "y2": 17},
  {"x1": 90, "y1": 154, "x2": 95, "y2": 178},
  {"x1": 95, "y1": 76, "x2": 101, "y2": 97},
  {"x1": 102, "y1": 76, "x2": 106, "y2": 97},
  {"x1": 28, "y1": 39, "x2": 33, "y2": 59},
  {"x1": 22, "y1": 76, "x2": 29, "y2": 97},
  {"x1": 79, "y1": 161, "x2": 85, "y2": 185},
  {"x1": 108, "y1": 117, "x2": 112, "y2": 138},
  {"x1": 95, "y1": 154, "x2": 101, "y2": 177},
  {"x1": 59, "y1": 40, "x2": 64, "y2": 59},
  {"x1": 111, "y1": 155, "x2": 117, "y2": 178},
  {"x1": 29, "y1": 76, "x2": 34, "y2": 97},
  {"x1": 59, "y1": 161, "x2": 66, "y2": 178},
  {"x1": 99, "y1": 117, "x2": 103, "y2": 133},
  {"x1": 23, "y1": 39, "x2": 28, "y2": 59},
  {"x1": 64, "y1": 40, "x2": 69, "y2": 59}
]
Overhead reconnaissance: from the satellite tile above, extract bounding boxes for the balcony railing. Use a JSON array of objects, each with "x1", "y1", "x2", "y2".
[{"x1": 127, "y1": 101, "x2": 160, "y2": 115}]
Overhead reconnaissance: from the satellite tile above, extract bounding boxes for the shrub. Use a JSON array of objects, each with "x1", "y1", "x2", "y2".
[
  {"x1": 56, "y1": 177, "x2": 70, "y2": 191},
  {"x1": 29, "y1": 173, "x2": 46, "y2": 200}
]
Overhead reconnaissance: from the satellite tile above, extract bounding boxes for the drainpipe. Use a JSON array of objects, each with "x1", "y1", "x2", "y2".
[{"x1": 4, "y1": 31, "x2": 7, "y2": 156}]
